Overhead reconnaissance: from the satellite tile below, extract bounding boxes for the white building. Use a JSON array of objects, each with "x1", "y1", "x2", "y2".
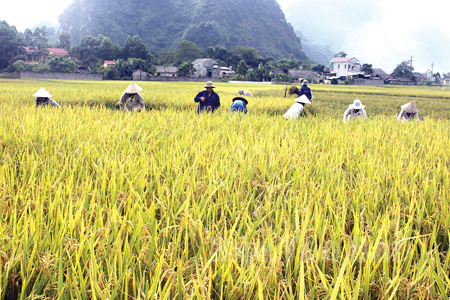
[
  {"x1": 329, "y1": 57, "x2": 362, "y2": 77},
  {"x1": 192, "y1": 58, "x2": 221, "y2": 78}
]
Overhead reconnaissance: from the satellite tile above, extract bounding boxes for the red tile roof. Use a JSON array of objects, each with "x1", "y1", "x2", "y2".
[
  {"x1": 47, "y1": 48, "x2": 69, "y2": 55},
  {"x1": 23, "y1": 47, "x2": 68, "y2": 55},
  {"x1": 330, "y1": 57, "x2": 357, "y2": 62},
  {"x1": 104, "y1": 60, "x2": 116, "y2": 65}
]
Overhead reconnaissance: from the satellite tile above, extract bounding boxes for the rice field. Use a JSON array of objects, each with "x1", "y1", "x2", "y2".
[{"x1": 1, "y1": 79, "x2": 450, "y2": 299}]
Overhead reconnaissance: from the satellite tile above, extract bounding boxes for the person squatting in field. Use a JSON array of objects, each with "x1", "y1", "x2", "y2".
[
  {"x1": 119, "y1": 83, "x2": 145, "y2": 112},
  {"x1": 397, "y1": 102, "x2": 419, "y2": 122},
  {"x1": 34, "y1": 88, "x2": 60, "y2": 107},
  {"x1": 238, "y1": 89, "x2": 253, "y2": 97},
  {"x1": 283, "y1": 95, "x2": 311, "y2": 119},
  {"x1": 194, "y1": 81, "x2": 221, "y2": 113},
  {"x1": 230, "y1": 91, "x2": 248, "y2": 114},
  {"x1": 343, "y1": 99, "x2": 367, "y2": 122}
]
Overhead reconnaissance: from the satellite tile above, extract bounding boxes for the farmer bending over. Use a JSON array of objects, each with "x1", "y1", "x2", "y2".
[
  {"x1": 34, "y1": 88, "x2": 60, "y2": 107},
  {"x1": 119, "y1": 83, "x2": 145, "y2": 112},
  {"x1": 343, "y1": 99, "x2": 367, "y2": 122}
]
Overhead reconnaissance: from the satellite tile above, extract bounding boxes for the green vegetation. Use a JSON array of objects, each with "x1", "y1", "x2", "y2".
[
  {"x1": 58, "y1": 0, "x2": 307, "y2": 60},
  {"x1": 1, "y1": 80, "x2": 450, "y2": 298}
]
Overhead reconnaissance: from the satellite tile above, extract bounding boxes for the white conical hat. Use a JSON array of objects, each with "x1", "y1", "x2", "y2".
[
  {"x1": 294, "y1": 94, "x2": 311, "y2": 104},
  {"x1": 349, "y1": 99, "x2": 364, "y2": 109},
  {"x1": 33, "y1": 88, "x2": 52, "y2": 98},
  {"x1": 125, "y1": 83, "x2": 143, "y2": 94},
  {"x1": 401, "y1": 102, "x2": 419, "y2": 113}
]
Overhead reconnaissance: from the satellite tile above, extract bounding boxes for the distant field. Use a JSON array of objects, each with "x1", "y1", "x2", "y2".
[{"x1": 0, "y1": 79, "x2": 449, "y2": 299}]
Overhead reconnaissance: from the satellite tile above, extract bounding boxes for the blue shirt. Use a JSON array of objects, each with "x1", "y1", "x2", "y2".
[
  {"x1": 194, "y1": 90, "x2": 220, "y2": 113},
  {"x1": 298, "y1": 85, "x2": 312, "y2": 100}
]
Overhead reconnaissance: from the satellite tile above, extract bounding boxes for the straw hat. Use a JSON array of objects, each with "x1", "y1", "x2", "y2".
[
  {"x1": 204, "y1": 81, "x2": 215, "y2": 88},
  {"x1": 349, "y1": 99, "x2": 364, "y2": 109},
  {"x1": 294, "y1": 95, "x2": 311, "y2": 104},
  {"x1": 125, "y1": 83, "x2": 143, "y2": 94},
  {"x1": 302, "y1": 80, "x2": 308, "y2": 86},
  {"x1": 33, "y1": 88, "x2": 52, "y2": 98},
  {"x1": 400, "y1": 102, "x2": 419, "y2": 114}
]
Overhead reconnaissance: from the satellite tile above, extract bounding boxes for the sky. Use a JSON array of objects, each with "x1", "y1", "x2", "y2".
[{"x1": 1, "y1": 0, "x2": 449, "y2": 73}]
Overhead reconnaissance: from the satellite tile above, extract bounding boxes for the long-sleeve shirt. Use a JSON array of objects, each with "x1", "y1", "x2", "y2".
[
  {"x1": 297, "y1": 86, "x2": 313, "y2": 100},
  {"x1": 343, "y1": 108, "x2": 367, "y2": 122},
  {"x1": 397, "y1": 110, "x2": 419, "y2": 122},
  {"x1": 36, "y1": 97, "x2": 60, "y2": 107},
  {"x1": 119, "y1": 92, "x2": 145, "y2": 112},
  {"x1": 194, "y1": 90, "x2": 220, "y2": 113}
]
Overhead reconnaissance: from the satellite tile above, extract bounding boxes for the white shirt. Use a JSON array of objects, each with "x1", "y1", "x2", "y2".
[
  {"x1": 343, "y1": 108, "x2": 367, "y2": 122},
  {"x1": 397, "y1": 110, "x2": 419, "y2": 122}
]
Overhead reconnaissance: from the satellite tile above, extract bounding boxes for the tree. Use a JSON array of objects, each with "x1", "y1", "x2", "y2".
[
  {"x1": 393, "y1": 60, "x2": 414, "y2": 78},
  {"x1": 237, "y1": 60, "x2": 249, "y2": 75},
  {"x1": 121, "y1": 35, "x2": 153, "y2": 61},
  {"x1": 97, "y1": 37, "x2": 121, "y2": 60},
  {"x1": 177, "y1": 61, "x2": 196, "y2": 76},
  {"x1": 48, "y1": 56, "x2": 77, "y2": 73},
  {"x1": 312, "y1": 64, "x2": 325, "y2": 73},
  {"x1": 361, "y1": 63, "x2": 373, "y2": 75},
  {"x1": 157, "y1": 48, "x2": 177, "y2": 66},
  {"x1": 59, "y1": 32, "x2": 71, "y2": 50},
  {"x1": 0, "y1": 21, "x2": 23, "y2": 69},
  {"x1": 12, "y1": 60, "x2": 33, "y2": 72},
  {"x1": 176, "y1": 40, "x2": 204, "y2": 63},
  {"x1": 334, "y1": 51, "x2": 348, "y2": 58}
]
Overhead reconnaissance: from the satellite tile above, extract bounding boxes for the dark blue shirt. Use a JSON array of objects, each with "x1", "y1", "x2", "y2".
[
  {"x1": 298, "y1": 85, "x2": 312, "y2": 100},
  {"x1": 194, "y1": 90, "x2": 220, "y2": 113}
]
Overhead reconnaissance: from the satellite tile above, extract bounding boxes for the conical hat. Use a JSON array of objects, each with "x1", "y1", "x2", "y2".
[
  {"x1": 349, "y1": 99, "x2": 364, "y2": 109},
  {"x1": 294, "y1": 94, "x2": 311, "y2": 104},
  {"x1": 33, "y1": 88, "x2": 52, "y2": 98},
  {"x1": 125, "y1": 83, "x2": 143, "y2": 94},
  {"x1": 401, "y1": 102, "x2": 419, "y2": 113}
]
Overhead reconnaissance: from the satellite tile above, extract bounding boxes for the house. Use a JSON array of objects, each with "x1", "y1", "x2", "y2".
[
  {"x1": 24, "y1": 47, "x2": 69, "y2": 62},
  {"x1": 132, "y1": 69, "x2": 151, "y2": 81},
  {"x1": 371, "y1": 68, "x2": 390, "y2": 81},
  {"x1": 386, "y1": 76, "x2": 413, "y2": 85},
  {"x1": 192, "y1": 58, "x2": 220, "y2": 78},
  {"x1": 413, "y1": 72, "x2": 427, "y2": 85},
  {"x1": 288, "y1": 70, "x2": 320, "y2": 82},
  {"x1": 155, "y1": 66, "x2": 178, "y2": 77},
  {"x1": 103, "y1": 60, "x2": 116, "y2": 68},
  {"x1": 442, "y1": 76, "x2": 450, "y2": 85},
  {"x1": 220, "y1": 67, "x2": 234, "y2": 78},
  {"x1": 329, "y1": 57, "x2": 363, "y2": 78}
]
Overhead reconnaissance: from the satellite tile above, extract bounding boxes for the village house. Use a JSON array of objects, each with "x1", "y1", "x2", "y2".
[
  {"x1": 192, "y1": 58, "x2": 220, "y2": 78},
  {"x1": 24, "y1": 47, "x2": 69, "y2": 63},
  {"x1": 103, "y1": 60, "x2": 116, "y2": 68},
  {"x1": 288, "y1": 70, "x2": 320, "y2": 83},
  {"x1": 328, "y1": 57, "x2": 363, "y2": 78},
  {"x1": 155, "y1": 66, "x2": 178, "y2": 77},
  {"x1": 220, "y1": 67, "x2": 234, "y2": 78}
]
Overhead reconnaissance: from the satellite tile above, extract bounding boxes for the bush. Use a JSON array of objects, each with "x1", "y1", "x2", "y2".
[
  {"x1": 331, "y1": 78, "x2": 339, "y2": 85},
  {"x1": 33, "y1": 63, "x2": 51, "y2": 72},
  {"x1": 12, "y1": 60, "x2": 34, "y2": 72}
]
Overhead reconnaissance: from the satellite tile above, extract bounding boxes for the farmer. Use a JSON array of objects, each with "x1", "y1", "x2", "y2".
[
  {"x1": 283, "y1": 95, "x2": 311, "y2": 119},
  {"x1": 397, "y1": 102, "x2": 419, "y2": 122},
  {"x1": 230, "y1": 95, "x2": 248, "y2": 114},
  {"x1": 119, "y1": 83, "x2": 145, "y2": 112},
  {"x1": 194, "y1": 81, "x2": 220, "y2": 113},
  {"x1": 288, "y1": 80, "x2": 313, "y2": 101},
  {"x1": 343, "y1": 99, "x2": 367, "y2": 122},
  {"x1": 238, "y1": 89, "x2": 253, "y2": 97},
  {"x1": 34, "y1": 88, "x2": 60, "y2": 107}
]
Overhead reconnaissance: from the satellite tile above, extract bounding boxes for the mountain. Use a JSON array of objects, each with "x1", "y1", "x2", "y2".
[
  {"x1": 58, "y1": 0, "x2": 308, "y2": 60},
  {"x1": 284, "y1": 0, "x2": 450, "y2": 72}
]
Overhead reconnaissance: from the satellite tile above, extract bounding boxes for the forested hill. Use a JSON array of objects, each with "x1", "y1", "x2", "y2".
[{"x1": 58, "y1": 0, "x2": 307, "y2": 60}]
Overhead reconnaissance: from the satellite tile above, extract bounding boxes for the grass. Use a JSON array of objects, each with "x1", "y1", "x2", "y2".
[{"x1": 0, "y1": 79, "x2": 449, "y2": 299}]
